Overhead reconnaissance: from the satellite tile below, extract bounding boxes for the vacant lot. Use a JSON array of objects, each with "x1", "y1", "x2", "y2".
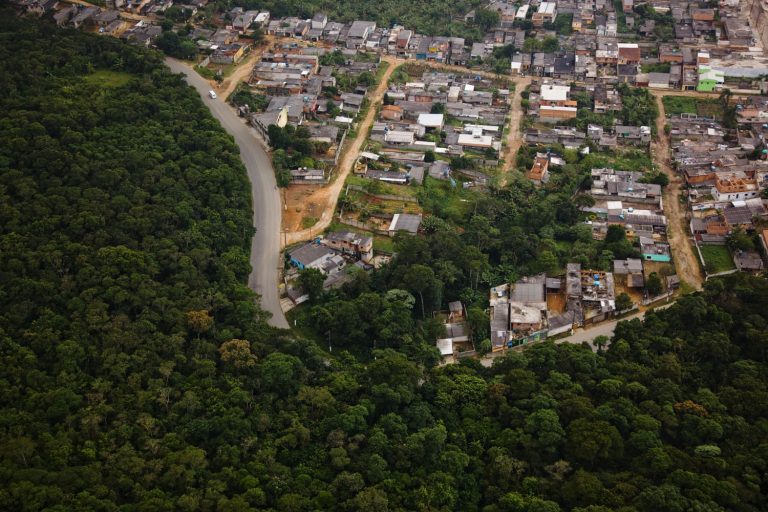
[
  {"x1": 662, "y1": 96, "x2": 719, "y2": 118},
  {"x1": 700, "y1": 245, "x2": 735, "y2": 274}
]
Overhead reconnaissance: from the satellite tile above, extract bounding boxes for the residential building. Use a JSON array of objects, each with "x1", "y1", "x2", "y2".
[
  {"x1": 533, "y1": 1, "x2": 557, "y2": 26},
  {"x1": 388, "y1": 213, "x2": 422, "y2": 236},
  {"x1": 288, "y1": 243, "x2": 346, "y2": 275},
  {"x1": 322, "y1": 231, "x2": 374, "y2": 262},
  {"x1": 527, "y1": 153, "x2": 550, "y2": 185},
  {"x1": 711, "y1": 175, "x2": 759, "y2": 202}
]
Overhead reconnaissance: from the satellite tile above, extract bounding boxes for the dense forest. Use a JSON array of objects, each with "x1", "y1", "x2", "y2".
[{"x1": 3, "y1": 13, "x2": 768, "y2": 512}]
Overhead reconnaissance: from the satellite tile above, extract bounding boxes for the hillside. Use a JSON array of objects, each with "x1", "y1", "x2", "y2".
[{"x1": 1, "y1": 14, "x2": 768, "y2": 512}]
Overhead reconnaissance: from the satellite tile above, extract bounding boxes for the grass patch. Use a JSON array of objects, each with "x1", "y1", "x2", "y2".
[
  {"x1": 662, "y1": 96, "x2": 699, "y2": 115},
  {"x1": 83, "y1": 70, "x2": 132, "y2": 88},
  {"x1": 374, "y1": 235, "x2": 395, "y2": 253},
  {"x1": 662, "y1": 96, "x2": 720, "y2": 118},
  {"x1": 641, "y1": 62, "x2": 671, "y2": 73},
  {"x1": 373, "y1": 60, "x2": 390, "y2": 86},
  {"x1": 301, "y1": 216, "x2": 319, "y2": 229},
  {"x1": 194, "y1": 65, "x2": 216, "y2": 80},
  {"x1": 700, "y1": 245, "x2": 735, "y2": 274}
]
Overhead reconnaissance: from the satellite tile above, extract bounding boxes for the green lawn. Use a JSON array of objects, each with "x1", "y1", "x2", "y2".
[
  {"x1": 663, "y1": 96, "x2": 720, "y2": 118},
  {"x1": 83, "y1": 70, "x2": 132, "y2": 88},
  {"x1": 700, "y1": 245, "x2": 736, "y2": 274},
  {"x1": 662, "y1": 96, "x2": 699, "y2": 115},
  {"x1": 374, "y1": 236, "x2": 395, "y2": 253}
]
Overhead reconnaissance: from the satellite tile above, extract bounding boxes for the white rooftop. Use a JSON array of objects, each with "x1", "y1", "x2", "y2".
[
  {"x1": 538, "y1": 2, "x2": 556, "y2": 14},
  {"x1": 417, "y1": 113, "x2": 445, "y2": 128},
  {"x1": 436, "y1": 338, "x2": 453, "y2": 356},
  {"x1": 540, "y1": 84, "x2": 570, "y2": 102},
  {"x1": 458, "y1": 133, "x2": 494, "y2": 148}
]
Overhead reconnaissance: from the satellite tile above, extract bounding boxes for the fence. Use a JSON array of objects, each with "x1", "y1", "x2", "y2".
[
  {"x1": 642, "y1": 290, "x2": 674, "y2": 306},
  {"x1": 337, "y1": 216, "x2": 390, "y2": 236},
  {"x1": 346, "y1": 184, "x2": 418, "y2": 203}
]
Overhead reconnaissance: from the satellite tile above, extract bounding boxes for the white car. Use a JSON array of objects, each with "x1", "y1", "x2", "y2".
[{"x1": 208, "y1": 90, "x2": 217, "y2": 99}]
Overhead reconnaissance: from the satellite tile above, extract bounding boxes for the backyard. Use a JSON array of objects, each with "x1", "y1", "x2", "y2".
[{"x1": 699, "y1": 245, "x2": 736, "y2": 274}]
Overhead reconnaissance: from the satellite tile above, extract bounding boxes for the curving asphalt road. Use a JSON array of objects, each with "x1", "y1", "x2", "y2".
[{"x1": 164, "y1": 58, "x2": 288, "y2": 328}]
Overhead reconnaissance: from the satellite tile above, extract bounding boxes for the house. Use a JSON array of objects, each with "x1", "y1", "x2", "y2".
[
  {"x1": 290, "y1": 168, "x2": 327, "y2": 184},
  {"x1": 384, "y1": 130, "x2": 415, "y2": 145},
  {"x1": 322, "y1": 231, "x2": 373, "y2": 262},
  {"x1": 697, "y1": 65, "x2": 724, "y2": 92},
  {"x1": 417, "y1": 113, "x2": 445, "y2": 131},
  {"x1": 734, "y1": 250, "x2": 764, "y2": 272},
  {"x1": 538, "y1": 83, "x2": 578, "y2": 120},
  {"x1": 388, "y1": 213, "x2": 422, "y2": 236},
  {"x1": 711, "y1": 175, "x2": 759, "y2": 202},
  {"x1": 70, "y1": 6, "x2": 98, "y2": 28},
  {"x1": 210, "y1": 43, "x2": 246, "y2": 64},
  {"x1": 381, "y1": 105, "x2": 404, "y2": 121},
  {"x1": 648, "y1": 72, "x2": 671, "y2": 89},
  {"x1": 232, "y1": 10, "x2": 258, "y2": 32},
  {"x1": 640, "y1": 237, "x2": 672, "y2": 262},
  {"x1": 436, "y1": 321, "x2": 471, "y2": 360},
  {"x1": 94, "y1": 9, "x2": 119, "y2": 26},
  {"x1": 548, "y1": 311, "x2": 576, "y2": 336},
  {"x1": 53, "y1": 5, "x2": 74, "y2": 25},
  {"x1": 618, "y1": 43, "x2": 641, "y2": 65},
  {"x1": 613, "y1": 258, "x2": 644, "y2": 287},
  {"x1": 527, "y1": 153, "x2": 550, "y2": 185},
  {"x1": 448, "y1": 301, "x2": 465, "y2": 322},
  {"x1": 532, "y1": 1, "x2": 557, "y2": 27},
  {"x1": 509, "y1": 304, "x2": 544, "y2": 332},
  {"x1": 288, "y1": 243, "x2": 346, "y2": 275},
  {"x1": 251, "y1": 106, "x2": 288, "y2": 140},
  {"x1": 311, "y1": 13, "x2": 328, "y2": 30},
  {"x1": 457, "y1": 131, "x2": 494, "y2": 149},
  {"x1": 347, "y1": 20, "x2": 376, "y2": 49}
]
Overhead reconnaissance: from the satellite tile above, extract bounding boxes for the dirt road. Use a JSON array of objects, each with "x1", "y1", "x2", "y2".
[
  {"x1": 651, "y1": 94, "x2": 704, "y2": 291},
  {"x1": 500, "y1": 76, "x2": 531, "y2": 185},
  {"x1": 282, "y1": 56, "x2": 401, "y2": 246},
  {"x1": 215, "y1": 51, "x2": 260, "y2": 100}
]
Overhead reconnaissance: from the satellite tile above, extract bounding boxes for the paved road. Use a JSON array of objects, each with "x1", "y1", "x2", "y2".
[
  {"x1": 479, "y1": 303, "x2": 676, "y2": 366},
  {"x1": 165, "y1": 58, "x2": 289, "y2": 328}
]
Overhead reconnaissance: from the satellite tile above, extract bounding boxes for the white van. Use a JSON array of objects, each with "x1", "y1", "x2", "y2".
[{"x1": 208, "y1": 90, "x2": 217, "y2": 99}]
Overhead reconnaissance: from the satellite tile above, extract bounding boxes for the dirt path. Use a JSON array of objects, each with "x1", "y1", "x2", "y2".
[
  {"x1": 215, "y1": 51, "x2": 260, "y2": 100},
  {"x1": 500, "y1": 76, "x2": 531, "y2": 185},
  {"x1": 651, "y1": 93, "x2": 704, "y2": 291},
  {"x1": 282, "y1": 56, "x2": 402, "y2": 246}
]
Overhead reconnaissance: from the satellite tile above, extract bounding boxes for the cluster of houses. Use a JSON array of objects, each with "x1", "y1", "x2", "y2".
[
  {"x1": 671, "y1": 96, "x2": 768, "y2": 273},
  {"x1": 522, "y1": 81, "x2": 651, "y2": 174},
  {"x1": 16, "y1": 0, "x2": 768, "y2": 93},
  {"x1": 239, "y1": 42, "x2": 382, "y2": 183},
  {"x1": 436, "y1": 301, "x2": 475, "y2": 363},
  {"x1": 354, "y1": 71, "x2": 509, "y2": 188},
  {"x1": 582, "y1": 168, "x2": 671, "y2": 263},
  {"x1": 489, "y1": 265, "x2": 618, "y2": 351},
  {"x1": 490, "y1": 0, "x2": 768, "y2": 91},
  {"x1": 285, "y1": 230, "x2": 374, "y2": 303}
]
